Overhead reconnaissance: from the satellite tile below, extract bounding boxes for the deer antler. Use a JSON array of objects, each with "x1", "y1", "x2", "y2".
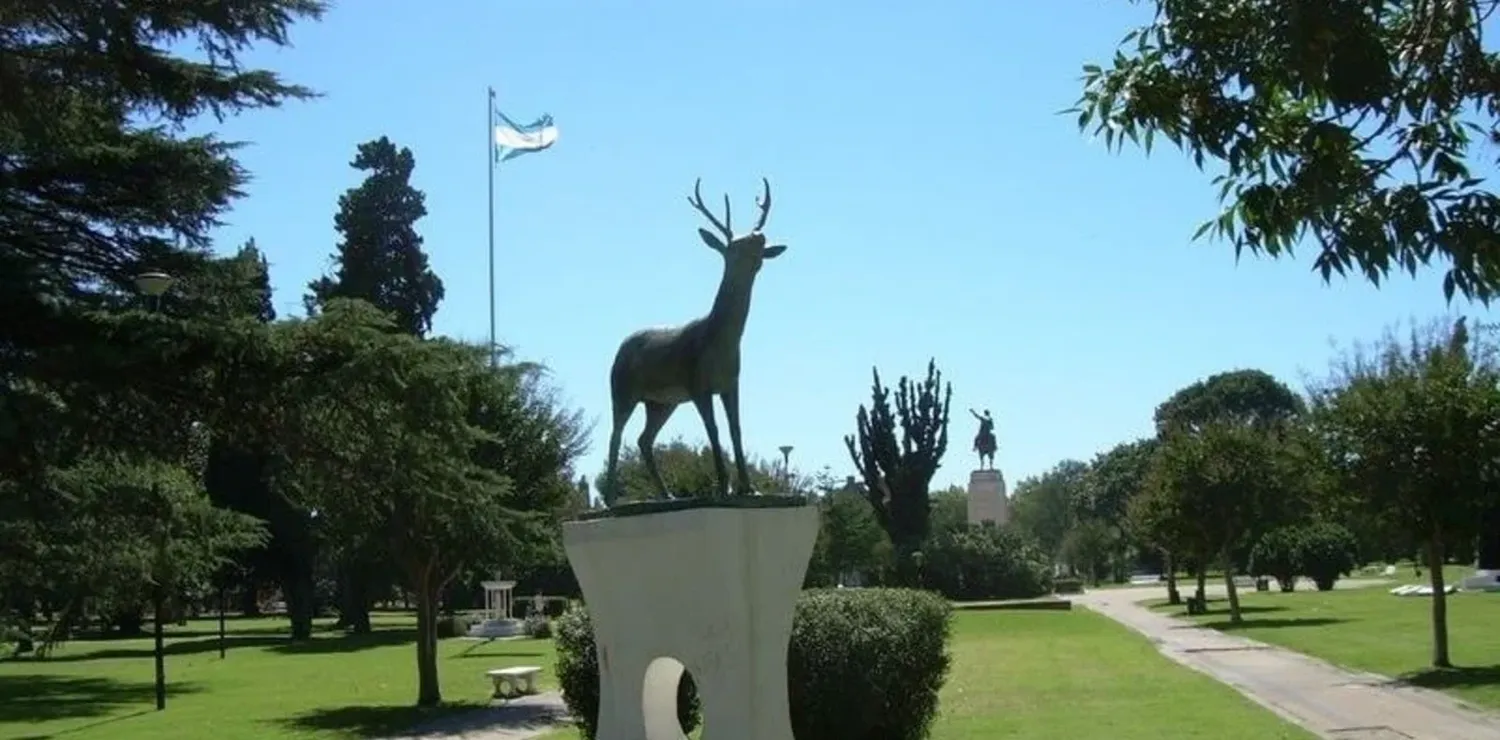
[
  {"x1": 751, "y1": 177, "x2": 772, "y2": 233},
  {"x1": 687, "y1": 178, "x2": 733, "y2": 243}
]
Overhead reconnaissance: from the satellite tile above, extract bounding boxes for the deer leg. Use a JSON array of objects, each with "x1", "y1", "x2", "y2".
[
  {"x1": 691, "y1": 394, "x2": 730, "y2": 499},
  {"x1": 637, "y1": 401, "x2": 676, "y2": 500},
  {"x1": 721, "y1": 386, "x2": 752, "y2": 495},
  {"x1": 602, "y1": 399, "x2": 637, "y2": 506}
]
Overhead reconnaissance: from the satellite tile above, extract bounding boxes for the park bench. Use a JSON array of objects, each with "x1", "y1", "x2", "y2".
[{"x1": 487, "y1": 666, "x2": 542, "y2": 698}]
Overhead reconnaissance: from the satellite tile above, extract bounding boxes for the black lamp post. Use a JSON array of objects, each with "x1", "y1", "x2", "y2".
[{"x1": 134, "y1": 270, "x2": 173, "y2": 711}]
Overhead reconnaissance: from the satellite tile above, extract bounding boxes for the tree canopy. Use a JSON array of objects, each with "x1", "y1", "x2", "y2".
[{"x1": 1074, "y1": 0, "x2": 1500, "y2": 302}]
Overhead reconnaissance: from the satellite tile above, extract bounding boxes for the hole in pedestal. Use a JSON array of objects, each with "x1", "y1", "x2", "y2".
[{"x1": 641, "y1": 656, "x2": 702, "y2": 740}]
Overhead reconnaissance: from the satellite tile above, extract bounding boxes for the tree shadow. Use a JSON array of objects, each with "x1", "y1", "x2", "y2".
[
  {"x1": 1400, "y1": 664, "x2": 1500, "y2": 690},
  {"x1": 0, "y1": 674, "x2": 203, "y2": 725},
  {"x1": 275, "y1": 704, "x2": 474, "y2": 739},
  {"x1": 453, "y1": 650, "x2": 546, "y2": 660},
  {"x1": 271, "y1": 628, "x2": 415, "y2": 655},
  {"x1": 22, "y1": 635, "x2": 288, "y2": 663},
  {"x1": 280, "y1": 699, "x2": 568, "y2": 739},
  {"x1": 1205, "y1": 617, "x2": 1350, "y2": 631}
]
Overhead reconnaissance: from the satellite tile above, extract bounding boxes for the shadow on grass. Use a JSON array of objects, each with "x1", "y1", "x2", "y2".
[
  {"x1": 1204, "y1": 617, "x2": 1350, "y2": 631},
  {"x1": 20, "y1": 629, "x2": 416, "y2": 664},
  {"x1": 1401, "y1": 664, "x2": 1500, "y2": 690},
  {"x1": 272, "y1": 629, "x2": 415, "y2": 656},
  {"x1": 282, "y1": 699, "x2": 568, "y2": 739},
  {"x1": 0, "y1": 674, "x2": 203, "y2": 724},
  {"x1": 276, "y1": 704, "x2": 475, "y2": 739},
  {"x1": 19, "y1": 635, "x2": 288, "y2": 663},
  {"x1": 453, "y1": 650, "x2": 546, "y2": 659}
]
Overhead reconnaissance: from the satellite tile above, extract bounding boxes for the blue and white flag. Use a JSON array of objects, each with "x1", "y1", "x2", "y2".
[{"x1": 493, "y1": 109, "x2": 558, "y2": 164}]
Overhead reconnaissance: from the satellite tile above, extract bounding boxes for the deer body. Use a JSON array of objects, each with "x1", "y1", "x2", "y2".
[{"x1": 603, "y1": 179, "x2": 785, "y2": 505}]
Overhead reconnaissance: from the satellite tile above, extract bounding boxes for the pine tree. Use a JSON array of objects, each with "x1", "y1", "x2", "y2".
[{"x1": 306, "y1": 137, "x2": 444, "y2": 337}]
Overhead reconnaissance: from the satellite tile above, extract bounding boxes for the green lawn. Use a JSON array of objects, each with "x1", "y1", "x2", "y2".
[
  {"x1": 3, "y1": 607, "x2": 1316, "y2": 740},
  {"x1": 538, "y1": 609, "x2": 1311, "y2": 740},
  {"x1": 0, "y1": 613, "x2": 553, "y2": 740},
  {"x1": 1147, "y1": 577, "x2": 1500, "y2": 710}
]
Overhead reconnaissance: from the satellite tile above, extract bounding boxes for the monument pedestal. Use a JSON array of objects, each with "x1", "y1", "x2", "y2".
[
  {"x1": 966, "y1": 469, "x2": 1009, "y2": 525},
  {"x1": 563, "y1": 501, "x2": 818, "y2": 740}
]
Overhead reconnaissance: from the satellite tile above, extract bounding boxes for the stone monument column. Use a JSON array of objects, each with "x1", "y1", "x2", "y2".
[{"x1": 966, "y1": 469, "x2": 1008, "y2": 526}]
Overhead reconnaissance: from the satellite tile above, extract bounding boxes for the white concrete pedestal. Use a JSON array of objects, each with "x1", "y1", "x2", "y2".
[
  {"x1": 966, "y1": 469, "x2": 1008, "y2": 525},
  {"x1": 563, "y1": 502, "x2": 818, "y2": 740}
]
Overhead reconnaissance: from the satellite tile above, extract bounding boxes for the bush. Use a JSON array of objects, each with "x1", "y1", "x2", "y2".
[
  {"x1": 1300, "y1": 522, "x2": 1359, "y2": 591},
  {"x1": 435, "y1": 614, "x2": 472, "y2": 639},
  {"x1": 1250, "y1": 527, "x2": 1302, "y2": 592},
  {"x1": 555, "y1": 588, "x2": 952, "y2": 740},
  {"x1": 922, "y1": 523, "x2": 1052, "y2": 601},
  {"x1": 1053, "y1": 577, "x2": 1083, "y2": 594},
  {"x1": 554, "y1": 607, "x2": 701, "y2": 739},
  {"x1": 1251, "y1": 522, "x2": 1360, "y2": 592},
  {"x1": 523, "y1": 613, "x2": 552, "y2": 639}
]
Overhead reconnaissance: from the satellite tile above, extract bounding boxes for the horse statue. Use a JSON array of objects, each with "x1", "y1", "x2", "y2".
[{"x1": 971, "y1": 408, "x2": 997, "y2": 470}]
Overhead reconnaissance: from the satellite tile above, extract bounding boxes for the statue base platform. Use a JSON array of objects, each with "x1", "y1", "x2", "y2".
[
  {"x1": 564, "y1": 498, "x2": 817, "y2": 740},
  {"x1": 967, "y1": 469, "x2": 1009, "y2": 525}
]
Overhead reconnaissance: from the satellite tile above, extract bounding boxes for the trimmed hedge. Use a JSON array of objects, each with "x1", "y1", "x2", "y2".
[{"x1": 555, "y1": 588, "x2": 952, "y2": 740}]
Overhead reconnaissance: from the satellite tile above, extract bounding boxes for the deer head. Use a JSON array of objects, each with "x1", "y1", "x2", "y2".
[{"x1": 688, "y1": 178, "x2": 786, "y2": 272}]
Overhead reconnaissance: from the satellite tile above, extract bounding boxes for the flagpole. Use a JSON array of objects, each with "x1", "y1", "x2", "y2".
[{"x1": 486, "y1": 86, "x2": 497, "y2": 368}]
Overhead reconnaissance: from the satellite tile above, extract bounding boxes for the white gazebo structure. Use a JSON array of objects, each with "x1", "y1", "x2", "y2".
[{"x1": 467, "y1": 574, "x2": 525, "y2": 638}]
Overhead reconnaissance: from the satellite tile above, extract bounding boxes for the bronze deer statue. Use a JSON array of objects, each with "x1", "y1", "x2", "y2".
[{"x1": 601, "y1": 178, "x2": 786, "y2": 505}]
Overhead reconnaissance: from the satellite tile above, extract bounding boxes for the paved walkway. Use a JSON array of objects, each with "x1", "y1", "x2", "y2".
[
  {"x1": 386, "y1": 691, "x2": 571, "y2": 740},
  {"x1": 1076, "y1": 584, "x2": 1500, "y2": 740}
]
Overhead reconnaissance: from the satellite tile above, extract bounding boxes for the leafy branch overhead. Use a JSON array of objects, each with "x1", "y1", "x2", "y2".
[{"x1": 1072, "y1": 0, "x2": 1500, "y2": 301}]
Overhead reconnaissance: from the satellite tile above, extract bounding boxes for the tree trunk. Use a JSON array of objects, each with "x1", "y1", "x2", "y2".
[
  {"x1": 338, "y1": 564, "x2": 372, "y2": 634},
  {"x1": 1426, "y1": 534, "x2": 1452, "y2": 668},
  {"x1": 1195, "y1": 565, "x2": 1208, "y2": 603},
  {"x1": 1164, "y1": 551, "x2": 1181, "y2": 605},
  {"x1": 1223, "y1": 566, "x2": 1242, "y2": 624},
  {"x1": 414, "y1": 572, "x2": 442, "y2": 707},
  {"x1": 239, "y1": 580, "x2": 262, "y2": 617},
  {"x1": 282, "y1": 568, "x2": 315, "y2": 641}
]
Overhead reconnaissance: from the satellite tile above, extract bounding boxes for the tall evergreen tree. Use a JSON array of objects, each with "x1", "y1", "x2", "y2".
[{"x1": 306, "y1": 137, "x2": 443, "y2": 337}]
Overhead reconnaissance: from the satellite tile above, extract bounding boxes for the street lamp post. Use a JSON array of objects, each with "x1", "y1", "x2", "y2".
[
  {"x1": 778, "y1": 445, "x2": 794, "y2": 492},
  {"x1": 134, "y1": 271, "x2": 173, "y2": 711}
]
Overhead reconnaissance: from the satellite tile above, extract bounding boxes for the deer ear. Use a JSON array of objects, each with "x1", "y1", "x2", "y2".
[
  {"x1": 762, "y1": 244, "x2": 787, "y2": 259},
  {"x1": 698, "y1": 228, "x2": 726, "y2": 252}
]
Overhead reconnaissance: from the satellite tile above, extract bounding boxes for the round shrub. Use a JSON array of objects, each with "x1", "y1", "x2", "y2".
[
  {"x1": 1299, "y1": 522, "x2": 1359, "y2": 591},
  {"x1": 553, "y1": 606, "x2": 701, "y2": 738},
  {"x1": 789, "y1": 588, "x2": 951, "y2": 740},
  {"x1": 1250, "y1": 527, "x2": 1302, "y2": 592},
  {"x1": 554, "y1": 588, "x2": 951, "y2": 740},
  {"x1": 523, "y1": 613, "x2": 552, "y2": 639}
]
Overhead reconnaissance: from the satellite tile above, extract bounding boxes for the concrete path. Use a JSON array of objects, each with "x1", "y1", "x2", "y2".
[
  {"x1": 1076, "y1": 585, "x2": 1500, "y2": 740},
  {"x1": 387, "y1": 691, "x2": 571, "y2": 739}
]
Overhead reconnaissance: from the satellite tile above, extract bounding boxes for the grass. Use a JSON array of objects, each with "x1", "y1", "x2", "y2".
[
  {"x1": 0, "y1": 613, "x2": 554, "y2": 740},
  {"x1": 1146, "y1": 572, "x2": 1500, "y2": 711},
  {"x1": 536, "y1": 609, "x2": 1312, "y2": 740}
]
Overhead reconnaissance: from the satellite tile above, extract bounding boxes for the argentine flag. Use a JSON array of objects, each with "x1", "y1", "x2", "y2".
[{"x1": 494, "y1": 109, "x2": 558, "y2": 164}]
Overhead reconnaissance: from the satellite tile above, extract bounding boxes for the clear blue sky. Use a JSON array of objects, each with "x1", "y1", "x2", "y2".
[{"x1": 198, "y1": 1, "x2": 1491, "y2": 496}]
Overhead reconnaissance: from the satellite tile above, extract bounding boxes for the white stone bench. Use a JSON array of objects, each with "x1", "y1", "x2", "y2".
[{"x1": 487, "y1": 666, "x2": 542, "y2": 697}]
